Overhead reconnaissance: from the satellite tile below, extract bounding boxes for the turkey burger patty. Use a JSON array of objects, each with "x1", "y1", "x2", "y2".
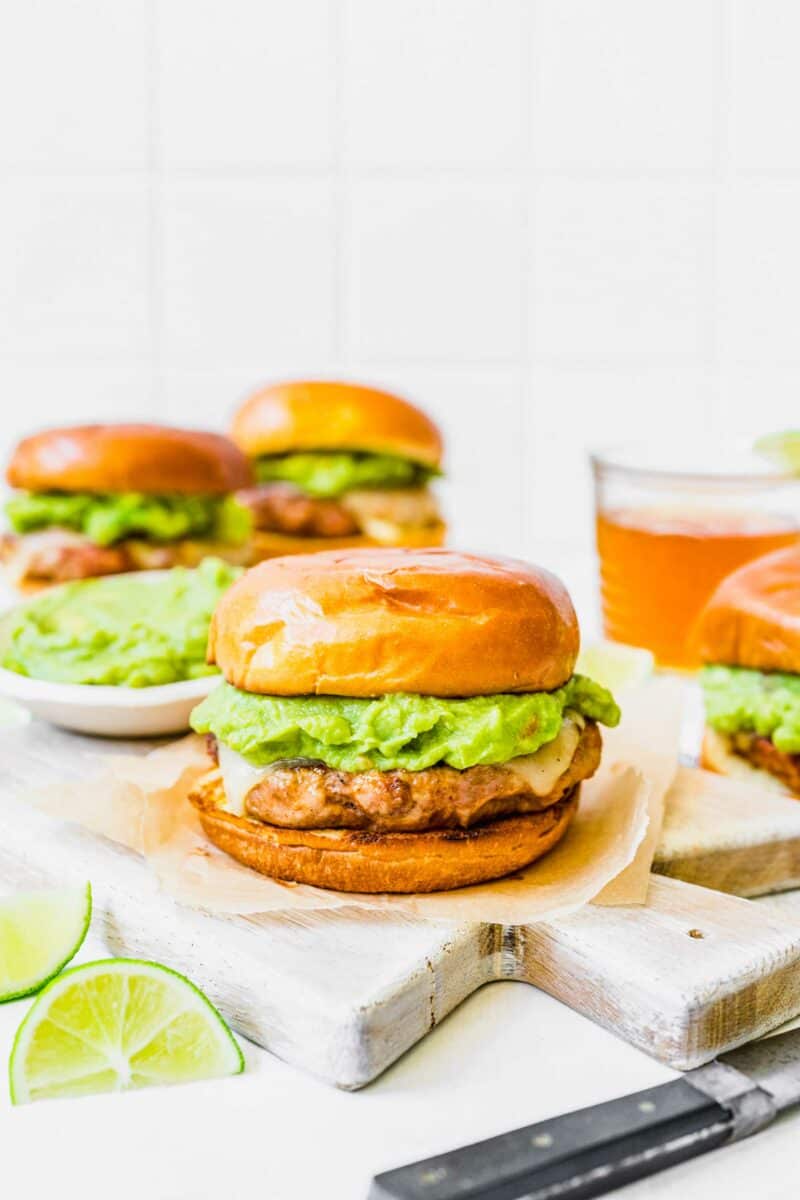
[{"x1": 205, "y1": 717, "x2": 602, "y2": 832}]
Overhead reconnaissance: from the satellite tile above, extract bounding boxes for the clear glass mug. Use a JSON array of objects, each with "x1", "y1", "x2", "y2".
[{"x1": 591, "y1": 442, "x2": 800, "y2": 670}]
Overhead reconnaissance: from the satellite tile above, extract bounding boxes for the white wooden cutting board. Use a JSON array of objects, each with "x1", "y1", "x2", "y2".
[
  {"x1": 654, "y1": 765, "x2": 800, "y2": 896},
  {"x1": 5, "y1": 722, "x2": 800, "y2": 1088}
]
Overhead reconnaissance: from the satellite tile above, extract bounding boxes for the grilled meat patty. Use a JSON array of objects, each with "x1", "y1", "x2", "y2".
[
  {"x1": 209, "y1": 720, "x2": 602, "y2": 833},
  {"x1": 731, "y1": 731, "x2": 800, "y2": 797},
  {"x1": 235, "y1": 483, "x2": 441, "y2": 540},
  {"x1": 1, "y1": 527, "x2": 252, "y2": 584},
  {"x1": 235, "y1": 484, "x2": 359, "y2": 538},
  {"x1": 0, "y1": 530, "x2": 129, "y2": 583}
]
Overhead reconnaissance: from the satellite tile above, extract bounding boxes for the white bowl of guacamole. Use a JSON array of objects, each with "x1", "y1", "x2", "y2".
[{"x1": 0, "y1": 560, "x2": 239, "y2": 737}]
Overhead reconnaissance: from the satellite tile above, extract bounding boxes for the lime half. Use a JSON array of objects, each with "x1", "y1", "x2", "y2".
[
  {"x1": 577, "y1": 640, "x2": 655, "y2": 692},
  {"x1": 0, "y1": 883, "x2": 91, "y2": 1003},
  {"x1": 755, "y1": 431, "x2": 800, "y2": 472},
  {"x1": 10, "y1": 958, "x2": 243, "y2": 1104}
]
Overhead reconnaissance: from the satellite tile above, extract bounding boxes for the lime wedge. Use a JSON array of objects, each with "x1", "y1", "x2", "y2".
[
  {"x1": 0, "y1": 883, "x2": 91, "y2": 1003},
  {"x1": 577, "y1": 640, "x2": 655, "y2": 692},
  {"x1": 10, "y1": 958, "x2": 244, "y2": 1104},
  {"x1": 754, "y1": 431, "x2": 800, "y2": 472}
]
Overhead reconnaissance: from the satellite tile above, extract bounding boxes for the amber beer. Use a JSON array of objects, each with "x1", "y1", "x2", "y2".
[
  {"x1": 596, "y1": 508, "x2": 800, "y2": 669},
  {"x1": 592, "y1": 445, "x2": 800, "y2": 670}
]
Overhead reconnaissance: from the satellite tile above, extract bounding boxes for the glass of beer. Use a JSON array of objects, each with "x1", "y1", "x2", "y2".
[{"x1": 592, "y1": 443, "x2": 800, "y2": 670}]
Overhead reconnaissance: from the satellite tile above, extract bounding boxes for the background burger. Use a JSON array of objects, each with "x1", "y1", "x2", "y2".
[
  {"x1": 2, "y1": 424, "x2": 254, "y2": 588},
  {"x1": 190, "y1": 548, "x2": 620, "y2": 893},
  {"x1": 699, "y1": 544, "x2": 800, "y2": 796},
  {"x1": 229, "y1": 380, "x2": 446, "y2": 558}
]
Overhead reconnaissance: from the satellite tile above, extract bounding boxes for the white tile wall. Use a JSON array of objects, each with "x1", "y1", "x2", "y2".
[
  {"x1": 1, "y1": 0, "x2": 799, "y2": 596},
  {"x1": 0, "y1": 178, "x2": 150, "y2": 356},
  {"x1": 530, "y1": 0, "x2": 715, "y2": 170},
  {"x1": 157, "y1": 0, "x2": 336, "y2": 168},
  {"x1": 342, "y1": 0, "x2": 527, "y2": 167},
  {"x1": 530, "y1": 179, "x2": 713, "y2": 361},
  {"x1": 160, "y1": 179, "x2": 338, "y2": 365},
  {"x1": 0, "y1": 1, "x2": 149, "y2": 169},
  {"x1": 345, "y1": 179, "x2": 525, "y2": 362}
]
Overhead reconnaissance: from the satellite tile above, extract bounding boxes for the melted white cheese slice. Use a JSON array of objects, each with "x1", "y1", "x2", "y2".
[
  {"x1": 217, "y1": 714, "x2": 584, "y2": 815},
  {"x1": 217, "y1": 742, "x2": 275, "y2": 816},
  {"x1": 504, "y1": 715, "x2": 583, "y2": 795}
]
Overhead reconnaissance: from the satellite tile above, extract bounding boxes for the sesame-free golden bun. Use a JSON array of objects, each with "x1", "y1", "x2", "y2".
[
  {"x1": 7, "y1": 424, "x2": 253, "y2": 495},
  {"x1": 207, "y1": 547, "x2": 579, "y2": 697},
  {"x1": 230, "y1": 379, "x2": 443, "y2": 467},
  {"x1": 191, "y1": 771, "x2": 578, "y2": 893},
  {"x1": 697, "y1": 544, "x2": 800, "y2": 674}
]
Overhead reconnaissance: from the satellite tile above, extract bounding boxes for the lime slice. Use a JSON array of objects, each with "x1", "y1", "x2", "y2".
[
  {"x1": 0, "y1": 883, "x2": 91, "y2": 1003},
  {"x1": 577, "y1": 640, "x2": 655, "y2": 692},
  {"x1": 10, "y1": 958, "x2": 244, "y2": 1104},
  {"x1": 754, "y1": 431, "x2": 800, "y2": 472}
]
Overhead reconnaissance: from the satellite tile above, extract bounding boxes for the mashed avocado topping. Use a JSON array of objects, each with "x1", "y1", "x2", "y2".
[
  {"x1": 5, "y1": 491, "x2": 251, "y2": 547},
  {"x1": 254, "y1": 451, "x2": 439, "y2": 498},
  {"x1": 191, "y1": 675, "x2": 620, "y2": 772},
  {"x1": 0, "y1": 558, "x2": 240, "y2": 687},
  {"x1": 702, "y1": 665, "x2": 800, "y2": 754}
]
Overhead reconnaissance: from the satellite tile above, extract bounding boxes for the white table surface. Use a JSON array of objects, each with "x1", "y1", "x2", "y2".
[
  {"x1": 1, "y1": 927, "x2": 799, "y2": 1200},
  {"x1": 2, "y1": 564, "x2": 799, "y2": 1199}
]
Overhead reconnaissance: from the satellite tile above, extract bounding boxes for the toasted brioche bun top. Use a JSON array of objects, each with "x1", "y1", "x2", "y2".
[
  {"x1": 7, "y1": 424, "x2": 253, "y2": 495},
  {"x1": 697, "y1": 544, "x2": 800, "y2": 672},
  {"x1": 208, "y1": 547, "x2": 579, "y2": 697},
  {"x1": 230, "y1": 380, "x2": 443, "y2": 467}
]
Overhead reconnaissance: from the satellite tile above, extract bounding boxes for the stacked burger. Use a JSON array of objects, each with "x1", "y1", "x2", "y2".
[
  {"x1": 2, "y1": 424, "x2": 254, "y2": 588},
  {"x1": 699, "y1": 544, "x2": 800, "y2": 797},
  {"x1": 190, "y1": 548, "x2": 620, "y2": 893},
  {"x1": 229, "y1": 380, "x2": 446, "y2": 558}
]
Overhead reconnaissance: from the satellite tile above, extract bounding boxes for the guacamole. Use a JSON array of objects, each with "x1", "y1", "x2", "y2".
[
  {"x1": 0, "y1": 558, "x2": 240, "y2": 687},
  {"x1": 5, "y1": 491, "x2": 250, "y2": 547},
  {"x1": 254, "y1": 452, "x2": 439, "y2": 498},
  {"x1": 191, "y1": 674, "x2": 620, "y2": 772},
  {"x1": 702, "y1": 664, "x2": 800, "y2": 754}
]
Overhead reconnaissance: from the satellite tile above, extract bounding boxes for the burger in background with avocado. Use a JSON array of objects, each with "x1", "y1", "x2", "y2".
[
  {"x1": 229, "y1": 380, "x2": 446, "y2": 558},
  {"x1": 2, "y1": 424, "x2": 255, "y2": 589},
  {"x1": 698, "y1": 544, "x2": 800, "y2": 796},
  {"x1": 190, "y1": 548, "x2": 620, "y2": 893}
]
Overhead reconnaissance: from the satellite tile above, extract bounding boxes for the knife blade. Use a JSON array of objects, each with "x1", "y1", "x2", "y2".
[{"x1": 369, "y1": 1027, "x2": 800, "y2": 1200}]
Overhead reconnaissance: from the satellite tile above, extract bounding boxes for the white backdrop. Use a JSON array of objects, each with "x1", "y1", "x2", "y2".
[{"x1": 1, "y1": 0, "x2": 798, "y2": 595}]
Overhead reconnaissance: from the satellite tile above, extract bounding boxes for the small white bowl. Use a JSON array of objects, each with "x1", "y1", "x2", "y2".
[
  {"x1": 0, "y1": 569, "x2": 222, "y2": 737},
  {"x1": 0, "y1": 668, "x2": 218, "y2": 737}
]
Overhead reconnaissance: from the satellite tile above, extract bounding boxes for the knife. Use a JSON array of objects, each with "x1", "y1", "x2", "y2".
[{"x1": 369, "y1": 1027, "x2": 800, "y2": 1200}]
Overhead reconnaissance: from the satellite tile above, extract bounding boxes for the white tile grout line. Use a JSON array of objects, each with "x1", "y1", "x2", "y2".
[
  {"x1": 0, "y1": 353, "x2": 731, "y2": 372},
  {"x1": 144, "y1": 0, "x2": 164, "y2": 413},
  {"x1": 708, "y1": 0, "x2": 730, "y2": 430},
  {"x1": 6, "y1": 163, "x2": 800, "y2": 182},
  {"x1": 11, "y1": 164, "x2": 800, "y2": 180},
  {"x1": 331, "y1": 0, "x2": 349, "y2": 367},
  {"x1": 520, "y1": 0, "x2": 538, "y2": 552}
]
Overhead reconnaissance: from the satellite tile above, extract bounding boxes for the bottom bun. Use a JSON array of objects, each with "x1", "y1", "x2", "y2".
[
  {"x1": 700, "y1": 727, "x2": 792, "y2": 796},
  {"x1": 249, "y1": 521, "x2": 447, "y2": 562},
  {"x1": 190, "y1": 772, "x2": 577, "y2": 893}
]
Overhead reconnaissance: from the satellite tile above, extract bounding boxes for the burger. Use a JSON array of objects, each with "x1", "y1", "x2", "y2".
[
  {"x1": 698, "y1": 544, "x2": 800, "y2": 796},
  {"x1": 189, "y1": 548, "x2": 620, "y2": 893},
  {"x1": 229, "y1": 380, "x2": 446, "y2": 558},
  {"x1": 2, "y1": 424, "x2": 255, "y2": 588}
]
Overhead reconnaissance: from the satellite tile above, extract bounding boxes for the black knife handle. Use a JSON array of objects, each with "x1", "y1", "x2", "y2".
[{"x1": 369, "y1": 1078, "x2": 733, "y2": 1200}]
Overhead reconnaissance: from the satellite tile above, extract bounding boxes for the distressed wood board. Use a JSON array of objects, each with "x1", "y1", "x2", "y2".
[
  {"x1": 5, "y1": 723, "x2": 800, "y2": 1087},
  {"x1": 654, "y1": 765, "x2": 800, "y2": 897}
]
